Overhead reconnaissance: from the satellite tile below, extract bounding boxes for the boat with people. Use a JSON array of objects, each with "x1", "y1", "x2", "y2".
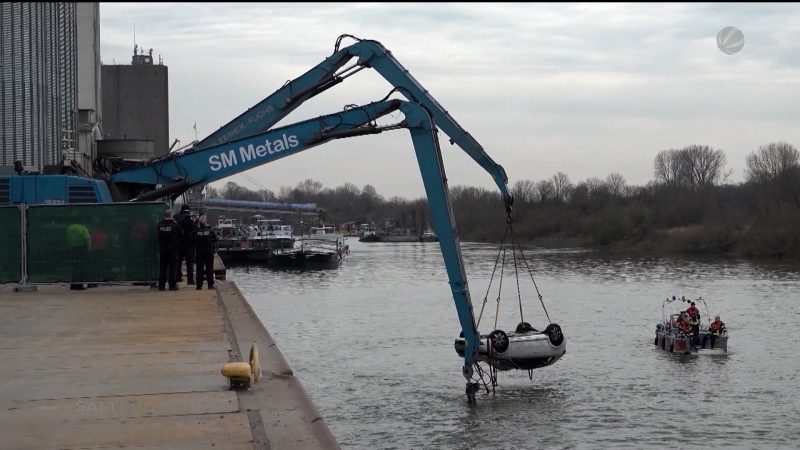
[{"x1": 654, "y1": 295, "x2": 728, "y2": 354}]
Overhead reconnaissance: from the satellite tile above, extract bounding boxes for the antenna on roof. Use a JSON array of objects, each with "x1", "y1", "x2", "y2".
[{"x1": 133, "y1": 24, "x2": 136, "y2": 54}]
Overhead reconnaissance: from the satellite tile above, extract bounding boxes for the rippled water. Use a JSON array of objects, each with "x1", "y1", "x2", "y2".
[{"x1": 229, "y1": 240, "x2": 800, "y2": 449}]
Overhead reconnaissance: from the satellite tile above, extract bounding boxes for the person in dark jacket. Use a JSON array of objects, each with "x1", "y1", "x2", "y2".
[
  {"x1": 191, "y1": 214, "x2": 218, "y2": 290},
  {"x1": 157, "y1": 208, "x2": 183, "y2": 291},
  {"x1": 175, "y1": 204, "x2": 196, "y2": 284}
]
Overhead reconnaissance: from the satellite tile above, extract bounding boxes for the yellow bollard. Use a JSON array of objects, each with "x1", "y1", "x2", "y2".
[{"x1": 221, "y1": 343, "x2": 261, "y2": 390}]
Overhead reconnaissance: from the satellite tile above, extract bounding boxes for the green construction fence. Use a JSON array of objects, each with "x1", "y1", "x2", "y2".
[
  {"x1": 26, "y1": 202, "x2": 165, "y2": 283},
  {"x1": 0, "y1": 207, "x2": 22, "y2": 283}
]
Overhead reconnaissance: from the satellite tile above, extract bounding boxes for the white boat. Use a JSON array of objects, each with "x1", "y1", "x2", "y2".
[
  {"x1": 654, "y1": 296, "x2": 729, "y2": 354},
  {"x1": 419, "y1": 228, "x2": 438, "y2": 242},
  {"x1": 270, "y1": 225, "x2": 348, "y2": 268},
  {"x1": 256, "y1": 218, "x2": 295, "y2": 250},
  {"x1": 454, "y1": 322, "x2": 566, "y2": 371},
  {"x1": 215, "y1": 218, "x2": 248, "y2": 242},
  {"x1": 358, "y1": 223, "x2": 380, "y2": 242}
]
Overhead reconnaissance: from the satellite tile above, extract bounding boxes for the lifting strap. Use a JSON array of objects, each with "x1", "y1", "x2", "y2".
[{"x1": 476, "y1": 216, "x2": 553, "y2": 328}]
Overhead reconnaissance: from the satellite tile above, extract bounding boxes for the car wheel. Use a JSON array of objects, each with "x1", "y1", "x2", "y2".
[
  {"x1": 488, "y1": 329, "x2": 510, "y2": 354},
  {"x1": 544, "y1": 323, "x2": 564, "y2": 346}
]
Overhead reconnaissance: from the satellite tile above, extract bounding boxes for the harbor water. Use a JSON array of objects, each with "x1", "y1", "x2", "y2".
[{"x1": 230, "y1": 240, "x2": 800, "y2": 449}]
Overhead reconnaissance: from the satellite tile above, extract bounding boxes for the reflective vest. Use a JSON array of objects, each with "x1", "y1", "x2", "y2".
[
  {"x1": 687, "y1": 306, "x2": 701, "y2": 325},
  {"x1": 677, "y1": 317, "x2": 691, "y2": 333},
  {"x1": 709, "y1": 320, "x2": 725, "y2": 336}
]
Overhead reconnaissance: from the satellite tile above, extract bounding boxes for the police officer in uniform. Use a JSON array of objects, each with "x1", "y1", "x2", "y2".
[
  {"x1": 175, "y1": 204, "x2": 196, "y2": 285},
  {"x1": 191, "y1": 214, "x2": 218, "y2": 290},
  {"x1": 157, "y1": 208, "x2": 183, "y2": 291}
]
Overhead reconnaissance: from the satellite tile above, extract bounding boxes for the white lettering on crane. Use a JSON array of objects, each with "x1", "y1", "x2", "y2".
[{"x1": 209, "y1": 134, "x2": 300, "y2": 172}]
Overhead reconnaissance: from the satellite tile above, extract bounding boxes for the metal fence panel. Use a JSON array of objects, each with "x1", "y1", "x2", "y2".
[
  {"x1": 0, "y1": 206, "x2": 21, "y2": 283},
  {"x1": 26, "y1": 202, "x2": 164, "y2": 283}
]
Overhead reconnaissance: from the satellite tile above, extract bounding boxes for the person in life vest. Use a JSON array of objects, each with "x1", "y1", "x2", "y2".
[
  {"x1": 66, "y1": 219, "x2": 91, "y2": 291},
  {"x1": 686, "y1": 301, "x2": 701, "y2": 345},
  {"x1": 676, "y1": 312, "x2": 692, "y2": 335},
  {"x1": 703, "y1": 316, "x2": 726, "y2": 349}
]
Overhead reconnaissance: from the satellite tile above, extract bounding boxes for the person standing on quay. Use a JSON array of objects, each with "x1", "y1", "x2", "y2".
[
  {"x1": 191, "y1": 214, "x2": 217, "y2": 290},
  {"x1": 175, "y1": 204, "x2": 196, "y2": 285},
  {"x1": 156, "y1": 208, "x2": 183, "y2": 291},
  {"x1": 66, "y1": 219, "x2": 91, "y2": 290}
]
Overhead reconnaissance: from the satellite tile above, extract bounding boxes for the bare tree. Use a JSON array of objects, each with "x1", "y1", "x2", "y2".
[
  {"x1": 295, "y1": 178, "x2": 323, "y2": 200},
  {"x1": 512, "y1": 179, "x2": 537, "y2": 204},
  {"x1": 654, "y1": 149, "x2": 682, "y2": 186},
  {"x1": 605, "y1": 172, "x2": 626, "y2": 198},
  {"x1": 746, "y1": 142, "x2": 800, "y2": 206},
  {"x1": 679, "y1": 145, "x2": 727, "y2": 189},
  {"x1": 536, "y1": 179, "x2": 555, "y2": 203},
  {"x1": 278, "y1": 185, "x2": 294, "y2": 201},
  {"x1": 654, "y1": 146, "x2": 726, "y2": 189},
  {"x1": 551, "y1": 172, "x2": 573, "y2": 202},
  {"x1": 746, "y1": 142, "x2": 800, "y2": 183}
]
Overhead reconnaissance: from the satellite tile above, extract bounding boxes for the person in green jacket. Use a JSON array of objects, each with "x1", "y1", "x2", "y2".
[{"x1": 66, "y1": 221, "x2": 91, "y2": 290}]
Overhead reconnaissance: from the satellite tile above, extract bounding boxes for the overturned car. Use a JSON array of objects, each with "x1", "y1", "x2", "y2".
[{"x1": 455, "y1": 322, "x2": 566, "y2": 371}]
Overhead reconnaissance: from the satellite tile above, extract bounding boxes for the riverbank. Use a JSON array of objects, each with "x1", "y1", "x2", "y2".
[{"x1": 518, "y1": 226, "x2": 800, "y2": 259}]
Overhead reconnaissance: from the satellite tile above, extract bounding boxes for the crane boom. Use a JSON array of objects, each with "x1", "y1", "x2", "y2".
[
  {"x1": 195, "y1": 35, "x2": 512, "y2": 210},
  {"x1": 111, "y1": 100, "x2": 401, "y2": 189}
]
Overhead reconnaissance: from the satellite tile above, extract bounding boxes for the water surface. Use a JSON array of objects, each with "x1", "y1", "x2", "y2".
[{"x1": 230, "y1": 240, "x2": 800, "y2": 449}]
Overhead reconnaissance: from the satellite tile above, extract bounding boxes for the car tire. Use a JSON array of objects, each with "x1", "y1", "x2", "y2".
[
  {"x1": 543, "y1": 323, "x2": 564, "y2": 346},
  {"x1": 488, "y1": 329, "x2": 510, "y2": 354}
]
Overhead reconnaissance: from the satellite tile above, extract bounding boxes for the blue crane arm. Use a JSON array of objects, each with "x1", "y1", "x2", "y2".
[
  {"x1": 195, "y1": 35, "x2": 512, "y2": 212},
  {"x1": 194, "y1": 47, "x2": 358, "y2": 150},
  {"x1": 110, "y1": 100, "x2": 402, "y2": 187},
  {"x1": 399, "y1": 101, "x2": 481, "y2": 370}
]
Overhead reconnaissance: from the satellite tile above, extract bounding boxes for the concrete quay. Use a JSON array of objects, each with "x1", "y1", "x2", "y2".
[{"x1": 0, "y1": 280, "x2": 339, "y2": 450}]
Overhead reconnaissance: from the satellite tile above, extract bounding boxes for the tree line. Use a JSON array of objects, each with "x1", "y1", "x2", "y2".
[{"x1": 207, "y1": 141, "x2": 800, "y2": 258}]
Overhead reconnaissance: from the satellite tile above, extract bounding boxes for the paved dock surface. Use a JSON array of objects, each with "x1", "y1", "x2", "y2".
[{"x1": 0, "y1": 282, "x2": 339, "y2": 450}]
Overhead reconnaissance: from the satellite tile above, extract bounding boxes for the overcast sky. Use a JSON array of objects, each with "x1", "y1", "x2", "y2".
[{"x1": 100, "y1": 3, "x2": 800, "y2": 199}]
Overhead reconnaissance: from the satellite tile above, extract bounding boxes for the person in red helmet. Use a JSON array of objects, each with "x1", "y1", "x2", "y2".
[
  {"x1": 686, "y1": 301, "x2": 701, "y2": 345},
  {"x1": 703, "y1": 316, "x2": 726, "y2": 349},
  {"x1": 676, "y1": 312, "x2": 692, "y2": 335}
]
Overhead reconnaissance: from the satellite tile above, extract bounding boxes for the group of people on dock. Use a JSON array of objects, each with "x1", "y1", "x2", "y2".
[{"x1": 156, "y1": 205, "x2": 218, "y2": 291}]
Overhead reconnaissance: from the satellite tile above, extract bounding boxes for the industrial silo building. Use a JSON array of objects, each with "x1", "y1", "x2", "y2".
[{"x1": 0, "y1": 2, "x2": 79, "y2": 172}]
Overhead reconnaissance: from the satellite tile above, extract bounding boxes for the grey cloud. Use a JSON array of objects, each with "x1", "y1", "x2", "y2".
[{"x1": 100, "y1": 3, "x2": 800, "y2": 198}]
